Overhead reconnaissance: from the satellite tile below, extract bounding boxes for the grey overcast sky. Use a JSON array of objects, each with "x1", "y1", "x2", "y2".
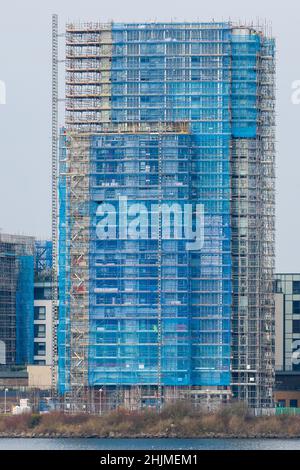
[{"x1": 0, "y1": 0, "x2": 298, "y2": 271}]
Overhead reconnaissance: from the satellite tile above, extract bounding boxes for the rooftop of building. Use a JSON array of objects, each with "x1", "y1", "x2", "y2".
[
  {"x1": 275, "y1": 273, "x2": 300, "y2": 275},
  {"x1": 0, "y1": 367, "x2": 28, "y2": 379},
  {"x1": 0, "y1": 233, "x2": 35, "y2": 245}
]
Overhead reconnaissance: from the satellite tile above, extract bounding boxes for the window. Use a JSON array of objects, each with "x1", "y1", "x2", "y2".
[
  {"x1": 293, "y1": 301, "x2": 300, "y2": 314},
  {"x1": 290, "y1": 399, "x2": 298, "y2": 408},
  {"x1": 34, "y1": 306, "x2": 46, "y2": 320},
  {"x1": 34, "y1": 342, "x2": 46, "y2": 356},
  {"x1": 275, "y1": 280, "x2": 283, "y2": 293},
  {"x1": 293, "y1": 320, "x2": 300, "y2": 334},
  {"x1": 293, "y1": 281, "x2": 300, "y2": 294},
  {"x1": 34, "y1": 324, "x2": 46, "y2": 339},
  {"x1": 277, "y1": 400, "x2": 286, "y2": 408},
  {"x1": 34, "y1": 287, "x2": 51, "y2": 300}
]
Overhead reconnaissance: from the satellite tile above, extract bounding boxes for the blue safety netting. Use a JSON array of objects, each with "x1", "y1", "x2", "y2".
[
  {"x1": 16, "y1": 254, "x2": 34, "y2": 364},
  {"x1": 58, "y1": 23, "x2": 271, "y2": 392}
]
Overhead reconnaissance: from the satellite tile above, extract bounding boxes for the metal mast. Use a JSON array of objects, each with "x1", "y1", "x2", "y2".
[
  {"x1": 51, "y1": 13, "x2": 59, "y2": 392},
  {"x1": 157, "y1": 129, "x2": 163, "y2": 408}
]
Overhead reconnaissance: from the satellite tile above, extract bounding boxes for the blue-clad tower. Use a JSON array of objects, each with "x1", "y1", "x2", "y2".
[{"x1": 57, "y1": 22, "x2": 275, "y2": 410}]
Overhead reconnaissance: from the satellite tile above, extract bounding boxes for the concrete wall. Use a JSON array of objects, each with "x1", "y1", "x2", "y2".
[
  {"x1": 274, "y1": 390, "x2": 300, "y2": 407},
  {"x1": 27, "y1": 365, "x2": 51, "y2": 389},
  {"x1": 33, "y1": 299, "x2": 52, "y2": 365}
]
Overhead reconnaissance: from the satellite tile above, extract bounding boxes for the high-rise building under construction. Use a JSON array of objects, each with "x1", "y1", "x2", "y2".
[
  {"x1": 53, "y1": 19, "x2": 275, "y2": 410},
  {"x1": 0, "y1": 233, "x2": 35, "y2": 366}
]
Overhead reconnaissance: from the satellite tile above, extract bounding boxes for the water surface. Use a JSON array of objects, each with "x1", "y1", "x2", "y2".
[{"x1": 0, "y1": 438, "x2": 299, "y2": 450}]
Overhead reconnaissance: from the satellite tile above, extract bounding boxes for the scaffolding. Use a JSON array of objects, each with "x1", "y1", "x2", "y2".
[
  {"x1": 51, "y1": 14, "x2": 59, "y2": 392},
  {"x1": 55, "y1": 20, "x2": 275, "y2": 411},
  {"x1": 230, "y1": 29, "x2": 275, "y2": 408},
  {"x1": 35, "y1": 240, "x2": 52, "y2": 282},
  {"x1": 0, "y1": 234, "x2": 35, "y2": 366}
]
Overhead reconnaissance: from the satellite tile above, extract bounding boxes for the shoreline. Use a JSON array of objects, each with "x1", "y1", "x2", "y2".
[
  {"x1": 1, "y1": 432, "x2": 300, "y2": 439},
  {"x1": 1, "y1": 403, "x2": 300, "y2": 439}
]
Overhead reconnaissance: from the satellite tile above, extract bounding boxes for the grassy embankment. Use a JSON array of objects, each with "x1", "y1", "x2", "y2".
[{"x1": 0, "y1": 402, "x2": 300, "y2": 438}]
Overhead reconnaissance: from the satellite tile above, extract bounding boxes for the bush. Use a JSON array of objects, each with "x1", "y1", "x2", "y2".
[
  {"x1": 2, "y1": 405, "x2": 300, "y2": 437},
  {"x1": 28, "y1": 414, "x2": 41, "y2": 429},
  {"x1": 160, "y1": 400, "x2": 196, "y2": 421}
]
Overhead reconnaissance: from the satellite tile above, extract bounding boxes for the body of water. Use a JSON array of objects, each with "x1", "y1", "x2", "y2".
[{"x1": 0, "y1": 438, "x2": 299, "y2": 450}]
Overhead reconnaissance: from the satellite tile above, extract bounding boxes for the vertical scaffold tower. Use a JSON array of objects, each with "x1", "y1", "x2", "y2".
[{"x1": 51, "y1": 14, "x2": 59, "y2": 392}]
